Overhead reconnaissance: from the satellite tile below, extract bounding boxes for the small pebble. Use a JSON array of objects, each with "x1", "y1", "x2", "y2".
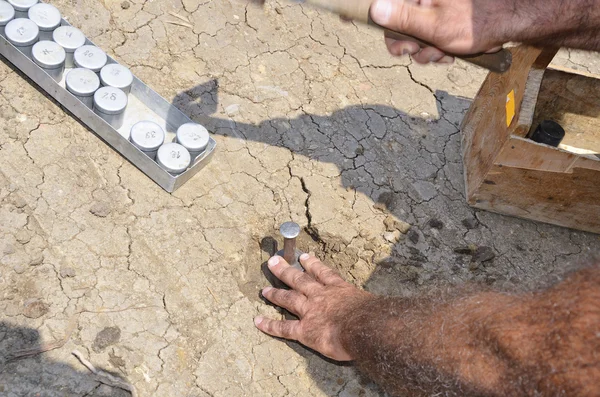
[
  {"x1": 472, "y1": 246, "x2": 495, "y2": 263},
  {"x1": 3, "y1": 244, "x2": 15, "y2": 255},
  {"x1": 121, "y1": 1, "x2": 130, "y2": 9},
  {"x1": 329, "y1": 242, "x2": 343, "y2": 253},
  {"x1": 383, "y1": 231, "x2": 398, "y2": 243},
  {"x1": 15, "y1": 230, "x2": 32, "y2": 245},
  {"x1": 454, "y1": 246, "x2": 474, "y2": 255},
  {"x1": 383, "y1": 216, "x2": 396, "y2": 232},
  {"x1": 383, "y1": 216, "x2": 411, "y2": 234},
  {"x1": 373, "y1": 191, "x2": 396, "y2": 212},
  {"x1": 29, "y1": 253, "x2": 43, "y2": 266},
  {"x1": 23, "y1": 300, "x2": 49, "y2": 319},
  {"x1": 90, "y1": 202, "x2": 111, "y2": 218},
  {"x1": 428, "y1": 218, "x2": 444, "y2": 230},
  {"x1": 462, "y1": 218, "x2": 479, "y2": 229},
  {"x1": 93, "y1": 326, "x2": 122, "y2": 353},
  {"x1": 363, "y1": 241, "x2": 377, "y2": 251},
  {"x1": 407, "y1": 229, "x2": 419, "y2": 244},
  {"x1": 11, "y1": 196, "x2": 27, "y2": 208},
  {"x1": 13, "y1": 264, "x2": 26, "y2": 274},
  {"x1": 373, "y1": 202, "x2": 387, "y2": 212},
  {"x1": 60, "y1": 267, "x2": 76, "y2": 278}
]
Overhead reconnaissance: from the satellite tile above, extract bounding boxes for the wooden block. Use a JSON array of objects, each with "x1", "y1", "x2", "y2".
[
  {"x1": 461, "y1": 45, "x2": 600, "y2": 234},
  {"x1": 471, "y1": 165, "x2": 600, "y2": 234},
  {"x1": 460, "y1": 46, "x2": 557, "y2": 199}
]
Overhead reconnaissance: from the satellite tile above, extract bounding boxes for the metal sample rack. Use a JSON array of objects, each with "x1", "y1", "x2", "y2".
[{"x1": 0, "y1": 17, "x2": 216, "y2": 193}]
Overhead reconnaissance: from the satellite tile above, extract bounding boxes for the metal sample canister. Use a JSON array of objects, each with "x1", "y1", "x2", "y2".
[
  {"x1": 93, "y1": 86, "x2": 128, "y2": 129},
  {"x1": 156, "y1": 143, "x2": 191, "y2": 175},
  {"x1": 66, "y1": 67, "x2": 99, "y2": 108},
  {"x1": 7, "y1": 0, "x2": 36, "y2": 18},
  {"x1": 100, "y1": 63, "x2": 133, "y2": 94},
  {"x1": 0, "y1": 1, "x2": 15, "y2": 37},
  {"x1": 4, "y1": 18, "x2": 38, "y2": 57},
  {"x1": 73, "y1": 45, "x2": 107, "y2": 73},
  {"x1": 27, "y1": 3, "x2": 60, "y2": 41},
  {"x1": 32, "y1": 40, "x2": 65, "y2": 81},
  {"x1": 176, "y1": 122, "x2": 209, "y2": 161},
  {"x1": 52, "y1": 26, "x2": 86, "y2": 68},
  {"x1": 129, "y1": 120, "x2": 165, "y2": 159}
]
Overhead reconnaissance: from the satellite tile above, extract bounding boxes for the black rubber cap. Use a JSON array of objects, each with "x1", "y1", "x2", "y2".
[{"x1": 530, "y1": 120, "x2": 565, "y2": 147}]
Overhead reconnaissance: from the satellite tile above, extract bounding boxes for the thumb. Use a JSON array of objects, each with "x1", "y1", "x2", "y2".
[{"x1": 370, "y1": 0, "x2": 435, "y2": 41}]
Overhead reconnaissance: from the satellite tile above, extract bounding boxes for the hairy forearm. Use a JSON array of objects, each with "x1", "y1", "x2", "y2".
[
  {"x1": 341, "y1": 266, "x2": 600, "y2": 396},
  {"x1": 500, "y1": 0, "x2": 600, "y2": 50}
]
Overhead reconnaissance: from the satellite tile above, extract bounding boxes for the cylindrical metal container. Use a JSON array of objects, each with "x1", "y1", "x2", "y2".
[
  {"x1": 52, "y1": 26, "x2": 86, "y2": 68},
  {"x1": 7, "y1": 0, "x2": 36, "y2": 18},
  {"x1": 93, "y1": 86, "x2": 128, "y2": 129},
  {"x1": 176, "y1": 122, "x2": 209, "y2": 162},
  {"x1": 100, "y1": 63, "x2": 133, "y2": 94},
  {"x1": 129, "y1": 120, "x2": 165, "y2": 159},
  {"x1": 31, "y1": 40, "x2": 65, "y2": 81},
  {"x1": 4, "y1": 18, "x2": 38, "y2": 57},
  {"x1": 66, "y1": 68, "x2": 99, "y2": 108},
  {"x1": 156, "y1": 143, "x2": 191, "y2": 175},
  {"x1": 73, "y1": 45, "x2": 107, "y2": 73},
  {"x1": 27, "y1": 3, "x2": 60, "y2": 41},
  {"x1": 0, "y1": 1, "x2": 15, "y2": 37}
]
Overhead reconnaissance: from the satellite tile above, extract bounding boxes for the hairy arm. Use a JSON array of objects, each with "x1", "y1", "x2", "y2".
[
  {"x1": 341, "y1": 267, "x2": 600, "y2": 396},
  {"x1": 369, "y1": 0, "x2": 600, "y2": 64},
  {"x1": 256, "y1": 254, "x2": 600, "y2": 396}
]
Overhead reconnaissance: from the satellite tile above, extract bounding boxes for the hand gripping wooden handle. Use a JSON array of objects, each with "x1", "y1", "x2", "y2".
[
  {"x1": 304, "y1": 0, "x2": 512, "y2": 73},
  {"x1": 381, "y1": 27, "x2": 512, "y2": 74}
]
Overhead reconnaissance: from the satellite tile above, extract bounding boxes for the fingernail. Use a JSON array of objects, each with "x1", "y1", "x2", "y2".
[
  {"x1": 438, "y1": 55, "x2": 454, "y2": 64},
  {"x1": 262, "y1": 286, "x2": 273, "y2": 295},
  {"x1": 300, "y1": 253, "x2": 309, "y2": 261},
  {"x1": 268, "y1": 256, "x2": 280, "y2": 268},
  {"x1": 254, "y1": 317, "x2": 263, "y2": 326},
  {"x1": 391, "y1": 45, "x2": 407, "y2": 56},
  {"x1": 429, "y1": 53, "x2": 444, "y2": 63},
  {"x1": 371, "y1": 0, "x2": 392, "y2": 25}
]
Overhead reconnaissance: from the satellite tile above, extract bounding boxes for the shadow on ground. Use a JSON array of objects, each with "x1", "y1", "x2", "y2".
[{"x1": 0, "y1": 322, "x2": 132, "y2": 397}]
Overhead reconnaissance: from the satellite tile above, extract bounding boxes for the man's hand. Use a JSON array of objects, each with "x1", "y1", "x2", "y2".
[
  {"x1": 369, "y1": 0, "x2": 600, "y2": 64},
  {"x1": 254, "y1": 254, "x2": 373, "y2": 361},
  {"x1": 370, "y1": 0, "x2": 507, "y2": 64},
  {"x1": 255, "y1": 252, "x2": 600, "y2": 396}
]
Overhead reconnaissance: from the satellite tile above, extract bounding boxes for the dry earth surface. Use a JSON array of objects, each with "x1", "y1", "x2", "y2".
[{"x1": 1, "y1": 0, "x2": 599, "y2": 396}]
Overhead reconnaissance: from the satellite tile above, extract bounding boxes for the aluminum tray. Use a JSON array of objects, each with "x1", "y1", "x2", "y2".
[{"x1": 0, "y1": 19, "x2": 216, "y2": 193}]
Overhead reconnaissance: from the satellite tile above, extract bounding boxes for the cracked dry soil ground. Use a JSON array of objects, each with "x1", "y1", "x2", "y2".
[{"x1": 1, "y1": 0, "x2": 599, "y2": 396}]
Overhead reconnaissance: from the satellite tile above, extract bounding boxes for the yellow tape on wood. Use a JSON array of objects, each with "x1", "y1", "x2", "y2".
[{"x1": 506, "y1": 90, "x2": 515, "y2": 127}]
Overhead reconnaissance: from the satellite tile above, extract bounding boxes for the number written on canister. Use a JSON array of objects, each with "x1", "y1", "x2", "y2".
[{"x1": 102, "y1": 92, "x2": 118, "y2": 101}]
